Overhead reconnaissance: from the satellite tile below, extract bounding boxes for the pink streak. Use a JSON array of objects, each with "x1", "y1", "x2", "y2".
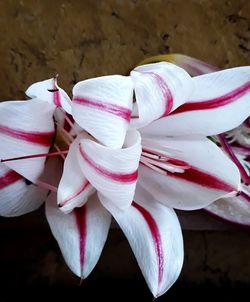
[
  {"x1": 132, "y1": 201, "x2": 164, "y2": 287},
  {"x1": 59, "y1": 180, "x2": 90, "y2": 207},
  {"x1": 1, "y1": 150, "x2": 68, "y2": 163},
  {"x1": 53, "y1": 78, "x2": 61, "y2": 106},
  {"x1": 218, "y1": 134, "x2": 250, "y2": 185},
  {"x1": 172, "y1": 81, "x2": 250, "y2": 114},
  {"x1": 73, "y1": 96, "x2": 132, "y2": 121},
  {"x1": 240, "y1": 191, "x2": 250, "y2": 204},
  {"x1": 74, "y1": 205, "x2": 87, "y2": 277},
  {"x1": 149, "y1": 72, "x2": 173, "y2": 116},
  {"x1": 79, "y1": 145, "x2": 138, "y2": 183},
  {"x1": 140, "y1": 148, "x2": 235, "y2": 192},
  {"x1": 168, "y1": 166, "x2": 235, "y2": 192},
  {"x1": 53, "y1": 90, "x2": 61, "y2": 107},
  {"x1": 0, "y1": 124, "x2": 54, "y2": 147},
  {"x1": 0, "y1": 170, "x2": 23, "y2": 189}
]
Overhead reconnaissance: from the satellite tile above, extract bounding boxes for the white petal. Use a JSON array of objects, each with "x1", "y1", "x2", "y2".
[
  {"x1": 72, "y1": 75, "x2": 133, "y2": 148},
  {"x1": 78, "y1": 130, "x2": 141, "y2": 210},
  {"x1": 130, "y1": 62, "x2": 193, "y2": 128},
  {"x1": 46, "y1": 193, "x2": 111, "y2": 278},
  {"x1": 142, "y1": 67, "x2": 250, "y2": 136},
  {"x1": 139, "y1": 135, "x2": 240, "y2": 210},
  {"x1": 206, "y1": 185, "x2": 250, "y2": 227},
  {"x1": 58, "y1": 135, "x2": 95, "y2": 214},
  {"x1": 0, "y1": 98, "x2": 55, "y2": 182},
  {"x1": 162, "y1": 54, "x2": 219, "y2": 76},
  {"x1": 0, "y1": 163, "x2": 48, "y2": 217},
  {"x1": 26, "y1": 78, "x2": 72, "y2": 114},
  {"x1": 109, "y1": 186, "x2": 183, "y2": 298}
]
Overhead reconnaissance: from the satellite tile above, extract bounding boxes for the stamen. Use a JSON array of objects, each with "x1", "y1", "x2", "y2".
[
  {"x1": 141, "y1": 151, "x2": 169, "y2": 161},
  {"x1": 141, "y1": 156, "x2": 185, "y2": 173},
  {"x1": 60, "y1": 128, "x2": 74, "y2": 143},
  {"x1": 140, "y1": 157, "x2": 167, "y2": 175},
  {"x1": 63, "y1": 111, "x2": 78, "y2": 135},
  {"x1": 36, "y1": 180, "x2": 58, "y2": 192},
  {"x1": 54, "y1": 144, "x2": 66, "y2": 160},
  {"x1": 1, "y1": 150, "x2": 68, "y2": 163}
]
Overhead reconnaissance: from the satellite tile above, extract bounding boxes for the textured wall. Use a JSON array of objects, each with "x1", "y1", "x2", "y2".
[{"x1": 0, "y1": 0, "x2": 250, "y2": 99}]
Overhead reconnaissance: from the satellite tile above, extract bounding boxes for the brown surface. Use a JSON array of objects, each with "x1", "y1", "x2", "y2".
[{"x1": 0, "y1": 0, "x2": 249, "y2": 100}]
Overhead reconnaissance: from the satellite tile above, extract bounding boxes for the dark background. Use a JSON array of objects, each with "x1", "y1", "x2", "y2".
[{"x1": 0, "y1": 0, "x2": 250, "y2": 301}]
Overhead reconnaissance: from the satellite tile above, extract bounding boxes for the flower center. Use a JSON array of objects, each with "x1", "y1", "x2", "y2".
[{"x1": 140, "y1": 147, "x2": 190, "y2": 175}]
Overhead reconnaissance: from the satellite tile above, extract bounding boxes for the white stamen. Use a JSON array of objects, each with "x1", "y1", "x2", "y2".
[{"x1": 36, "y1": 180, "x2": 58, "y2": 192}]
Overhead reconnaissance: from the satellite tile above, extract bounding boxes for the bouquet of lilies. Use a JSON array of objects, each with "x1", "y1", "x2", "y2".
[{"x1": 0, "y1": 54, "x2": 249, "y2": 298}]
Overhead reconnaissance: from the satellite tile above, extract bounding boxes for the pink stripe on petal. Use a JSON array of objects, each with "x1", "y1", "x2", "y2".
[
  {"x1": 172, "y1": 81, "x2": 250, "y2": 114},
  {"x1": 132, "y1": 201, "x2": 164, "y2": 286},
  {"x1": 73, "y1": 96, "x2": 132, "y2": 121},
  {"x1": 150, "y1": 72, "x2": 173, "y2": 117},
  {"x1": 53, "y1": 90, "x2": 61, "y2": 107},
  {"x1": 0, "y1": 170, "x2": 23, "y2": 189},
  {"x1": 74, "y1": 205, "x2": 87, "y2": 276},
  {"x1": 169, "y1": 166, "x2": 235, "y2": 192},
  {"x1": 52, "y1": 77, "x2": 61, "y2": 107},
  {"x1": 59, "y1": 181, "x2": 90, "y2": 208},
  {"x1": 0, "y1": 124, "x2": 54, "y2": 147},
  {"x1": 240, "y1": 191, "x2": 250, "y2": 204},
  {"x1": 79, "y1": 145, "x2": 138, "y2": 183}
]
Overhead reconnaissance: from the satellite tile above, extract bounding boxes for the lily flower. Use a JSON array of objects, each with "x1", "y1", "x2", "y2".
[
  {"x1": 0, "y1": 77, "x2": 71, "y2": 216},
  {"x1": 44, "y1": 72, "x2": 184, "y2": 297},
  {"x1": 46, "y1": 62, "x2": 249, "y2": 298},
  {"x1": 206, "y1": 123, "x2": 250, "y2": 227},
  {"x1": 1, "y1": 60, "x2": 250, "y2": 298},
  {"x1": 129, "y1": 62, "x2": 250, "y2": 210},
  {"x1": 141, "y1": 54, "x2": 250, "y2": 227}
]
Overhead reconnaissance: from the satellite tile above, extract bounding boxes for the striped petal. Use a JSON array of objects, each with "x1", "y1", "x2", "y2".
[
  {"x1": 57, "y1": 135, "x2": 95, "y2": 214},
  {"x1": 0, "y1": 163, "x2": 48, "y2": 217},
  {"x1": 138, "y1": 54, "x2": 219, "y2": 76},
  {"x1": 139, "y1": 135, "x2": 240, "y2": 210},
  {"x1": 77, "y1": 130, "x2": 141, "y2": 210},
  {"x1": 26, "y1": 78, "x2": 72, "y2": 114},
  {"x1": 109, "y1": 186, "x2": 183, "y2": 298},
  {"x1": 142, "y1": 67, "x2": 250, "y2": 137},
  {"x1": 0, "y1": 99, "x2": 55, "y2": 182},
  {"x1": 206, "y1": 185, "x2": 250, "y2": 227},
  {"x1": 72, "y1": 75, "x2": 133, "y2": 148},
  {"x1": 46, "y1": 193, "x2": 111, "y2": 279},
  {"x1": 130, "y1": 62, "x2": 193, "y2": 128}
]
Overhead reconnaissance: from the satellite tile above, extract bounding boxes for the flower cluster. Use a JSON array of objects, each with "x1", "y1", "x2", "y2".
[{"x1": 0, "y1": 59, "x2": 250, "y2": 297}]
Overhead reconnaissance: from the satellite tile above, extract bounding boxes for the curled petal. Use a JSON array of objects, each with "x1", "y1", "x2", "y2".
[
  {"x1": 46, "y1": 193, "x2": 111, "y2": 278},
  {"x1": 130, "y1": 62, "x2": 193, "y2": 128},
  {"x1": 26, "y1": 78, "x2": 72, "y2": 114},
  {"x1": 0, "y1": 163, "x2": 48, "y2": 217},
  {"x1": 57, "y1": 135, "x2": 95, "y2": 214},
  {"x1": 206, "y1": 185, "x2": 250, "y2": 227},
  {"x1": 72, "y1": 75, "x2": 133, "y2": 148},
  {"x1": 138, "y1": 54, "x2": 219, "y2": 76},
  {"x1": 0, "y1": 99, "x2": 55, "y2": 182},
  {"x1": 109, "y1": 186, "x2": 183, "y2": 298},
  {"x1": 78, "y1": 130, "x2": 141, "y2": 210},
  {"x1": 142, "y1": 67, "x2": 250, "y2": 137},
  {"x1": 139, "y1": 136, "x2": 240, "y2": 210}
]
